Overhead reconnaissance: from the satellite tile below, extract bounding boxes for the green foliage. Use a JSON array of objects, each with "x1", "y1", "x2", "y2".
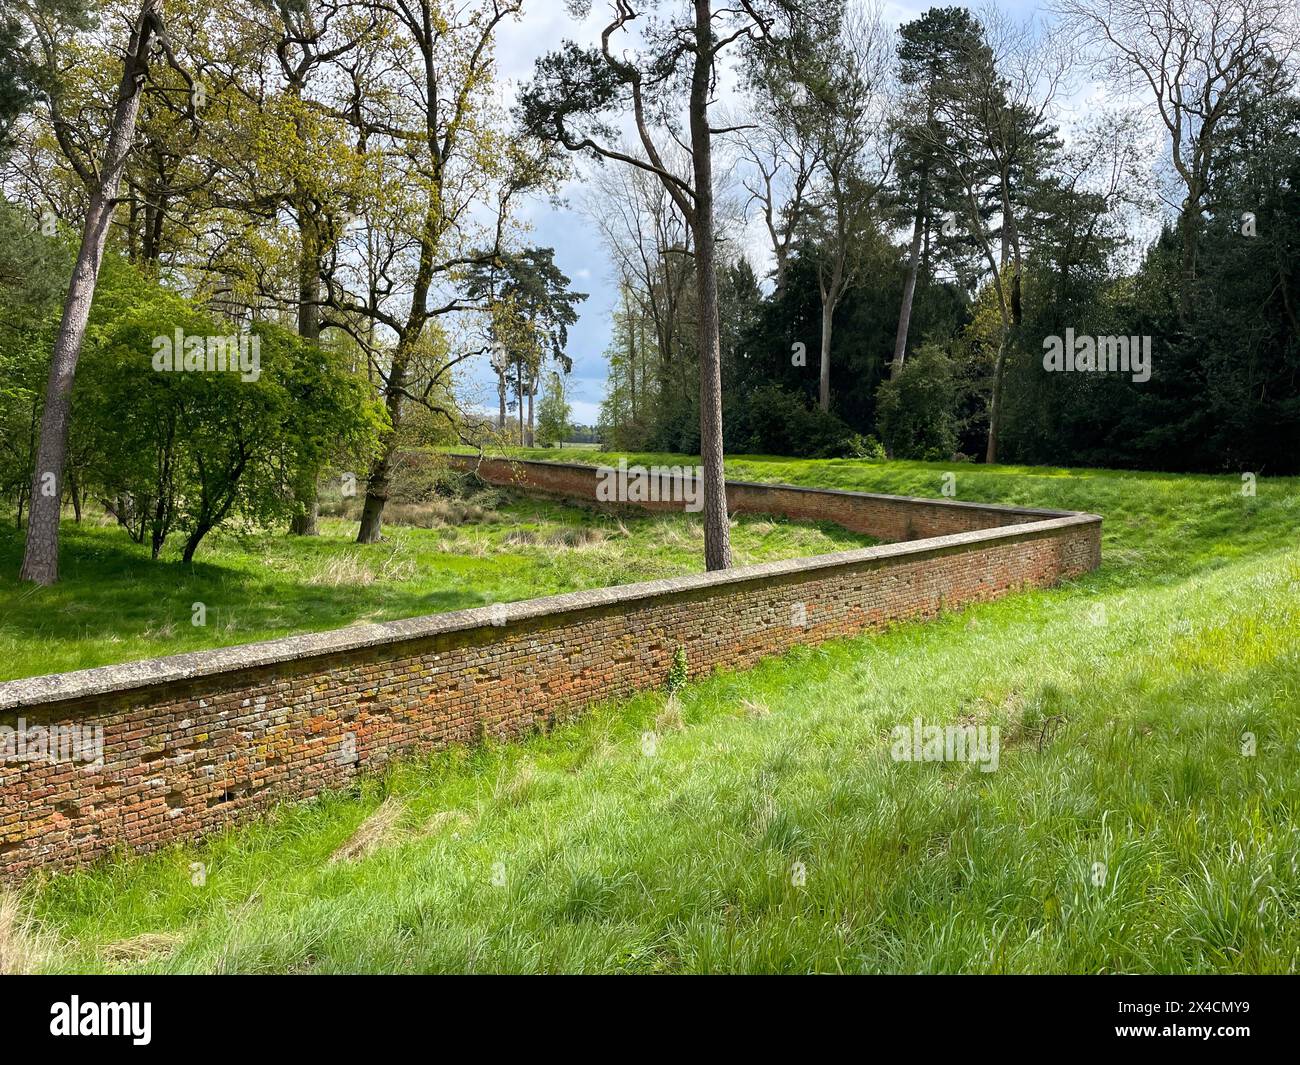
[
  {"x1": 71, "y1": 278, "x2": 380, "y2": 560},
  {"x1": 875, "y1": 345, "x2": 958, "y2": 460},
  {"x1": 0, "y1": 202, "x2": 77, "y2": 511},
  {"x1": 535, "y1": 372, "x2": 571, "y2": 447},
  {"x1": 667, "y1": 646, "x2": 688, "y2": 695},
  {"x1": 0, "y1": 201, "x2": 384, "y2": 558},
  {"x1": 729, "y1": 383, "x2": 857, "y2": 458},
  {"x1": 844, "y1": 433, "x2": 886, "y2": 460}
]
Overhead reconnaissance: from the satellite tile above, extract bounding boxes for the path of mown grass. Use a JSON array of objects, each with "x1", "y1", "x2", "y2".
[
  {"x1": 19, "y1": 456, "x2": 1300, "y2": 973},
  {"x1": 0, "y1": 494, "x2": 871, "y2": 682}
]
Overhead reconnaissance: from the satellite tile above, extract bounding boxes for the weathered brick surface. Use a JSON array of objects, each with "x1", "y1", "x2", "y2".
[{"x1": 0, "y1": 460, "x2": 1101, "y2": 880}]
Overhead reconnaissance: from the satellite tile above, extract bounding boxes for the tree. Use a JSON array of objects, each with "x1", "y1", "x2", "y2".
[
  {"x1": 889, "y1": 5, "x2": 986, "y2": 375},
  {"x1": 917, "y1": 9, "x2": 1067, "y2": 462},
  {"x1": 523, "y1": 0, "x2": 818, "y2": 570},
  {"x1": 800, "y1": 2, "x2": 891, "y2": 412},
  {"x1": 254, "y1": 1, "x2": 380, "y2": 535},
  {"x1": 876, "y1": 342, "x2": 958, "y2": 459},
  {"x1": 81, "y1": 295, "x2": 381, "y2": 562},
  {"x1": 465, "y1": 247, "x2": 585, "y2": 447},
  {"x1": 1056, "y1": 0, "x2": 1298, "y2": 319},
  {"x1": 732, "y1": 4, "x2": 840, "y2": 296},
  {"x1": 583, "y1": 155, "x2": 702, "y2": 449},
  {"x1": 535, "y1": 371, "x2": 572, "y2": 446},
  {"x1": 320, "y1": 0, "x2": 547, "y2": 544},
  {"x1": 17, "y1": 0, "x2": 183, "y2": 584}
]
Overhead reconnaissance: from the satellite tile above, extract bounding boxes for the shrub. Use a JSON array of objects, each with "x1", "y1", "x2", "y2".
[
  {"x1": 875, "y1": 344, "x2": 959, "y2": 460},
  {"x1": 844, "y1": 433, "x2": 887, "y2": 460},
  {"x1": 730, "y1": 384, "x2": 856, "y2": 458}
]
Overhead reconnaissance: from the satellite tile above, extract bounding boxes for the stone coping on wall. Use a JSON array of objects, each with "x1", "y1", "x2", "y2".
[{"x1": 0, "y1": 502, "x2": 1099, "y2": 717}]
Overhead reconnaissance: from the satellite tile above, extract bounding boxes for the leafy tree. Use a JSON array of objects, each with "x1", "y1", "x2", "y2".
[
  {"x1": 320, "y1": 0, "x2": 551, "y2": 545},
  {"x1": 875, "y1": 343, "x2": 959, "y2": 460},
  {"x1": 15, "y1": 0, "x2": 182, "y2": 583},
  {"x1": 889, "y1": 6, "x2": 987, "y2": 374},
  {"x1": 535, "y1": 371, "x2": 572, "y2": 447},
  {"x1": 465, "y1": 247, "x2": 585, "y2": 446},
  {"x1": 80, "y1": 293, "x2": 381, "y2": 561}
]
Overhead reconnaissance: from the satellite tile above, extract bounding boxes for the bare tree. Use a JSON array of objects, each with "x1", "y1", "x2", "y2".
[
  {"x1": 803, "y1": 1, "x2": 892, "y2": 412},
  {"x1": 1055, "y1": 0, "x2": 1298, "y2": 317},
  {"x1": 582, "y1": 151, "x2": 695, "y2": 402}
]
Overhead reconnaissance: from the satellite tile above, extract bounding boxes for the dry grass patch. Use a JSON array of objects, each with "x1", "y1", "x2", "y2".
[
  {"x1": 306, "y1": 547, "x2": 417, "y2": 587},
  {"x1": 420, "y1": 810, "x2": 474, "y2": 837},
  {"x1": 0, "y1": 890, "x2": 54, "y2": 974},
  {"x1": 102, "y1": 931, "x2": 183, "y2": 963},
  {"x1": 656, "y1": 695, "x2": 686, "y2": 733},
  {"x1": 493, "y1": 761, "x2": 537, "y2": 807},
  {"x1": 329, "y1": 797, "x2": 407, "y2": 863}
]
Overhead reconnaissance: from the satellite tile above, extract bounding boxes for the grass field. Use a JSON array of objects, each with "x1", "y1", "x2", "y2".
[
  {"x1": 0, "y1": 491, "x2": 873, "y2": 682},
  {"x1": 7, "y1": 453, "x2": 1300, "y2": 973}
]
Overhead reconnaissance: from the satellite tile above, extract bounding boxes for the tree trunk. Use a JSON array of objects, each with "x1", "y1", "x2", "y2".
[
  {"x1": 628, "y1": 324, "x2": 637, "y2": 423},
  {"x1": 818, "y1": 297, "x2": 834, "y2": 412},
  {"x1": 985, "y1": 331, "x2": 1008, "y2": 464},
  {"x1": 181, "y1": 524, "x2": 210, "y2": 564},
  {"x1": 1002, "y1": 180, "x2": 1023, "y2": 327},
  {"x1": 691, "y1": 0, "x2": 731, "y2": 572},
  {"x1": 289, "y1": 206, "x2": 322, "y2": 535},
  {"x1": 289, "y1": 501, "x2": 319, "y2": 536},
  {"x1": 516, "y1": 359, "x2": 525, "y2": 446},
  {"x1": 68, "y1": 469, "x2": 82, "y2": 523},
  {"x1": 526, "y1": 380, "x2": 535, "y2": 447},
  {"x1": 1177, "y1": 197, "x2": 1199, "y2": 322},
  {"x1": 892, "y1": 181, "x2": 928, "y2": 376},
  {"x1": 357, "y1": 350, "x2": 407, "y2": 543},
  {"x1": 20, "y1": 0, "x2": 160, "y2": 585}
]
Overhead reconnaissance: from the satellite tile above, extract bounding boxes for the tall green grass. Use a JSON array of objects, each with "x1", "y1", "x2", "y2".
[
  {"x1": 0, "y1": 494, "x2": 871, "y2": 682},
  {"x1": 15, "y1": 456, "x2": 1300, "y2": 973}
]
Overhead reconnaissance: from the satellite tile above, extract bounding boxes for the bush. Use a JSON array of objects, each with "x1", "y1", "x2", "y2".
[
  {"x1": 844, "y1": 433, "x2": 887, "y2": 460},
  {"x1": 875, "y1": 344, "x2": 959, "y2": 460},
  {"x1": 729, "y1": 384, "x2": 856, "y2": 458}
]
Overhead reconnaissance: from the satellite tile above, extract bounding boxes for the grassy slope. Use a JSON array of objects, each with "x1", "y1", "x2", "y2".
[
  {"x1": 22, "y1": 455, "x2": 1300, "y2": 973},
  {"x1": 0, "y1": 495, "x2": 872, "y2": 682}
]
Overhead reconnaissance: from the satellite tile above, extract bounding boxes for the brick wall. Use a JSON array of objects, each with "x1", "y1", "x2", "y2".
[
  {"x1": 0, "y1": 460, "x2": 1101, "y2": 879},
  {"x1": 448, "y1": 455, "x2": 1068, "y2": 540}
]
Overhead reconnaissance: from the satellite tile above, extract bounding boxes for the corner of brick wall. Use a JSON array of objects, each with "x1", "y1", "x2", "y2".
[{"x1": 0, "y1": 458, "x2": 1100, "y2": 879}]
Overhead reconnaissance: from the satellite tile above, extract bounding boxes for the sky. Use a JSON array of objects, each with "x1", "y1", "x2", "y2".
[{"x1": 471, "y1": 0, "x2": 1097, "y2": 427}]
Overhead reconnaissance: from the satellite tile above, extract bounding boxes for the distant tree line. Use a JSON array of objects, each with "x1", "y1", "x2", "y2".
[{"x1": 592, "y1": 0, "x2": 1300, "y2": 474}]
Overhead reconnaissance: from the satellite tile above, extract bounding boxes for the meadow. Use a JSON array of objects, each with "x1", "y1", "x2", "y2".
[
  {"x1": 4, "y1": 453, "x2": 1298, "y2": 974},
  {"x1": 0, "y1": 484, "x2": 872, "y2": 682}
]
